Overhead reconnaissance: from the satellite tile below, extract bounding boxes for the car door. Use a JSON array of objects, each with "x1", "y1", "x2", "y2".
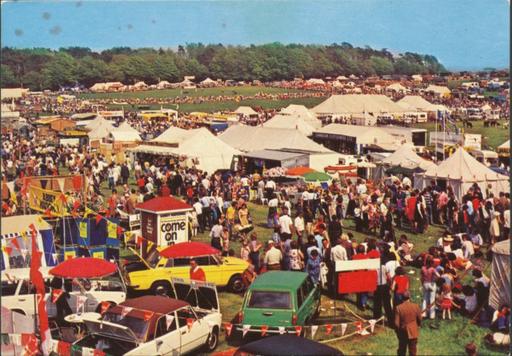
[
  {"x1": 199, "y1": 256, "x2": 223, "y2": 285},
  {"x1": 297, "y1": 279, "x2": 315, "y2": 323},
  {"x1": 168, "y1": 258, "x2": 190, "y2": 280},
  {"x1": 140, "y1": 312, "x2": 180, "y2": 356},
  {"x1": 177, "y1": 306, "x2": 208, "y2": 354}
]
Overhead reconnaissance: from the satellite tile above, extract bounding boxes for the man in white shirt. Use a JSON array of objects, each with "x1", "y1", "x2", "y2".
[
  {"x1": 193, "y1": 198, "x2": 204, "y2": 233},
  {"x1": 264, "y1": 241, "x2": 282, "y2": 270},
  {"x1": 294, "y1": 212, "x2": 305, "y2": 242},
  {"x1": 278, "y1": 207, "x2": 294, "y2": 240},
  {"x1": 461, "y1": 235, "x2": 475, "y2": 259},
  {"x1": 330, "y1": 238, "x2": 348, "y2": 262},
  {"x1": 503, "y1": 209, "x2": 510, "y2": 239}
]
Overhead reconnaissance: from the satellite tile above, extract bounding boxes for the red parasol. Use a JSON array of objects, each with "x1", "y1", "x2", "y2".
[
  {"x1": 49, "y1": 257, "x2": 118, "y2": 278},
  {"x1": 159, "y1": 242, "x2": 220, "y2": 259},
  {"x1": 286, "y1": 166, "x2": 315, "y2": 176}
]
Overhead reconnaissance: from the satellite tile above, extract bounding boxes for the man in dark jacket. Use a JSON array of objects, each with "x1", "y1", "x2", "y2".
[
  {"x1": 327, "y1": 215, "x2": 342, "y2": 246},
  {"x1": 395, "y1": 291, "x2": 422, "y2": 356}
]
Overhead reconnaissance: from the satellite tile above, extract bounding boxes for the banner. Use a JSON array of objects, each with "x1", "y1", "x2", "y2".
[
  {"x1": 79, "y1": 222, "x2": 88, "y2": 239},
  {"x1": 27, "y1": 185, "x2": 68, "y2": 216},
  {"x1": 158, "y1": 215, "x2": 188, "y2": 246},
  {"x1": 107, "y1": 221, "x2": 117, "y2": 239}
]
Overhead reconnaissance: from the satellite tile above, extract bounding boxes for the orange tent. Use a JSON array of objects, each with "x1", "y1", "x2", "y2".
[{"x1": 286, "y1": 166, "x2": 315, "y2": 176}]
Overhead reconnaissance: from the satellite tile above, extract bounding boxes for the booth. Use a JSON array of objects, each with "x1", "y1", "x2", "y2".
[{"x1": 136, "y1": 196, "x2": 193, "y2": 247}]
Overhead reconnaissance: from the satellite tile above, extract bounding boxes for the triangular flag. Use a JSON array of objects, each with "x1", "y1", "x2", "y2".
[
  {"x1": 242, "y1": 324, "x2": 251, "y2": 337},
  {"x1": 311, "y1": 325, "x2": 319, "y2": 338},
  {"x1": 57, "y1": 340, "x2": 71, "y2": 356},
  {"x1": 51, "y1": 289, "x2": 64, "y2": 303},
  {"x1": 59, "y1": 193, "x2": 67, "y2": 204},
  {"x1": 120, "y1": 306, "x2": 133, "y2": 319},
  {"x1": 325, "y1": 324, "x2": 333, "y2": 335},
  {"x1": 57, "y1": 178, "x2": 66, "y2": 192},
  {"x1": 369, "y1": 319, "x2": 377, "y2": 333},
  {"x1": 355, "y1": 321, "x2": 363, "y2": 334},
  {"x1": 143, "y1": 311, "x2": 154, "y2": 321},
  {"x1": 294, "y1": 326, "x2": 302, "y2": 336},
  {"x1": 77, "y1": 295, "x2": 87, "y2": 311},
  {"x1": 21, "y1": 249, "x2": 29, "y2": 259},
  {"x1": 166, "y1": 315, "x2": 175, "y2": 330},
  {"x1": 261, "y1": 325, "x2": 268, "y2": 336},
  {"x1": 360, "y1": 329, "x2": 370, "y2": 336},
  {"x1": 4, "y1": 246, "x2": 13, "y2": 256},
  {"x1": 117, "y1": 226, "x2": 124, "y2": 235},
  {"x1": 10, "y1": 238, "x2": 20, "y2": 251},
  {"x1": 95, "y1": 214, "x2": 103, "y2": 225},
  {"x1": 186, "y1": 318, "x2": 194, "y2": 330},
  {"x1": 278, "y1": 326, "x2": 286, "y2": 335},
  {"x1": 52, "y1": 253, "x2": 58, "y2": 263},
  {"x1": 44, "y1": 208, "x2": 53, "y2": 218},
  {"x1": 93, "y1": 349, "x2": 106, "y2": 356},
  {"x1": 224, "y1": 323, "x2": 233, "y2": 337},
  {"x1": 136, "y1": 236, "x2": 143, "y2": 247},
  {"x1": 100, "y1": 301, "x2": 110, "y2": 314},
  {"x1": 341, "y1": 323, "x2": 347, "y2": 336}
]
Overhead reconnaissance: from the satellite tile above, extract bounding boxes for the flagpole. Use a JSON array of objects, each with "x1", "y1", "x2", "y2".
[{"x1": 443, "y1": 111, "x2": 446, "y2": 161}]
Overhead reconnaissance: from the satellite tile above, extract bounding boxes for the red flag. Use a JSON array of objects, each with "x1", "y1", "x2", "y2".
[
  {"x1": 59, "y1": 193, "x2": 67, "y2": 203},
  {"x1": 72, "y1": 176, "x2": 82, "y2": 191},
  {"x1": 93, "y1": 349, "x2": 106, "y2": 356},
  {"x1": 136, "y1": 236, "x2": 143, "y2": 247},
  {"x1": 4, "y1": 246, "x2": 12, "y2": 256},
  {"x1": 95, "y1": 214, "x2": 103, "y2": 225},
  {"x1": 10, "y1": 238, "x2": 20, "y2": 251},
  {"x1": 325, "y1": 324, "x2": 333, "y2": 335},
  {"x1": 44, "y1": 208, "x2": 53, "y2": 218},
  {"x1": 355, "y1": 321, "x2": 363, "y2": 333},
  {"x1": 224, "y1": 322, "x2": 233, "y2": 337},
  {"x1": 295, "y1": 325, "x2": 302, "y2": 336},
  {"x1": 100, "y1": 301, "x2": 111, "y2": 314},
  {"x1": 117, "y1": 226, "x2": 124, "y2": 235},
  {"x1": 261, "y1": 325, "x2": 268, "y2": 336},
  {"x1": 51, "y1": 289, "x2": 64, "y2": 303},
  {"x1": 143, "y1": 311, "x2": 154, "y2": 321},
  {"x1": 21, "y1": 333, "x2": 38, "y2": 356},
  {"x1": 29, "y1": 222, "x2": 50, "y2": 355},
  {"x1": 186, "y1": 317, "x2": 194, "y2": 330},
  {"x1": 57, "y1": 340, "x2": 71, "y2": 356}
]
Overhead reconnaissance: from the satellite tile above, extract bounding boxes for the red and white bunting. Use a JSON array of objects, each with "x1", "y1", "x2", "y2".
[
  {"x1": 100, "y1": 301, "x2": 110, "y2": 314},
  {"x1": 278, "y1": 326, "x2": 285, "y2": 335},
  {"x1": 260, "y1": 325, "x2": 268, "y2": 337},
  {"x1": 325, "y1": 324, "x2": 333, "y2": 335},
  {"x1": 166, "y1": 315, "x2": 175, "y2": 330},
  {"x1": 76, "y1": 295, "x2": 87, "y2": 312},
  {"x1": 224, "y1": 323, "x2": 233, "y2": 337},
  {"x1": 294, "y1": 326, "x2": 302, "y2": 336},
  {"x1": 120, "y1": 306, "x2": 133, "y2": 319},
  {"x1": 186, "y1": 318, "x2": 194, "y2": 330},
  {"x1": 51, "y1": 289, "x2": 64, "y2": 303},
  {"x1": 369, "y1": 319, "x2": 376, "y2": 333},
  {"x1": 341, "y1": 323, "x2": 347, "y2": 336},
  {"x1": 143, "y1": 311, "x2": 154, "y2": 321},
  {"x1": 242, "y1": 324, "x2": 251, "y2": 337},
  {"x1": 310, "y1": 325, "x2": 318, "y2": 338},
  {"x1": 355, "y1": 321, "x2": 363, "y2": 334}
]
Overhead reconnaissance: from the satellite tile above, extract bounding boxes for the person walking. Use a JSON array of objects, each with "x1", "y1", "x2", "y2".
[
  {"x1": 420, "y1": 257, "x2": 439, "y2": 319},
  {"x1": 394, "y1": 291, "x2": 422, "y2": 356}
]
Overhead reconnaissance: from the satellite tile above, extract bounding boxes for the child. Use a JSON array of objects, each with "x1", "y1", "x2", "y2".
[
  {"x1": 440, "y1": 284, "x2": 455, "y2": 320},
  {"x1": 392, "y1": 266, "x2": 409, "y2": 307}
]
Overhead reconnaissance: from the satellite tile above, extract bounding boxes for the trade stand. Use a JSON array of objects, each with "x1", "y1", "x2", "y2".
[{"x1": 136, "y1": 196, "x2": 193, "y2": 248}]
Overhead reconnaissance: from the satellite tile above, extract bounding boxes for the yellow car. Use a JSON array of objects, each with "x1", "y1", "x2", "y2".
[{"x1": 123, "y1": 242, "x2": 249, "y2": 294}]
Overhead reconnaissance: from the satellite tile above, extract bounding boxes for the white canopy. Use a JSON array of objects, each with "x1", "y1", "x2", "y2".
[
  {"x1": 498, "y1": 140, "x2": 510, "y2": 150},
  {"x1": 489, "y1": 239, "x2": 510, "y2": 310},
  {"x1": 312, "y1": 94, "x2": 407, "y2": 115},
  {"x1": 397, "y1": 96, "x2": 449, "y2": 112},
  {"x1": 386, "y1": 83, "x2": 407, "y2": 92},
  {"x1": 110, "y1": 122, "x2": 141, "y2": 142},
  {"x1": 219, "y1": 125, "x2": 332, "y2": 153},
  {"x1": 414, "y1": 147, "x2": 509, "y2": 200},
  {"x1": 136, "y1": 127, "x2": 240, "y2": 173},
  {"x1": 381, "y1": 144, "x2": 437, "y2": 171},
  {"x1": 307, "y1": 78, "x2": 325, "y2": 85},
  {"x1": 88, "y1": 118, "x2": 115, "y2": 141},
  {"x1": 234, "y1": 106, "x2": 258, "y2": 116},
  {"x1": 280, "y1": 104, "x2": 317, "y2": 121},
  {"x1": 425, "y1": 85, "x2": 451, "y2": 96},
  {"x1": 200, "y1": 77, "x2": 217, "y2": 85},
  {"x1": 263, "y1": 114, "x2": 317, "y2": 136}
]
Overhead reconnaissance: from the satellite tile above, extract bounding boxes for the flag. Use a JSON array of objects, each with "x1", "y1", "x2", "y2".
[
  {"x1": 52, "y1": 253, "x2": 58, "y2": 264},
  {"x1": 51, "y1": 289, "x2": 64, "y2": 303},
  {"x1": 294, "y1": 326, "x2": 302, "y2": 336},
  {"x1": 120, "y1": 307, "x2": 133, "y2": 319},
  {"x1": 340, "y1": 323, "x2": 347, "y2": 336},
  {"x1": 278, "y1": 327, "x2": 285, "y2": 335},
  {"x1": 72, "y1": 176, "x2": 82, "y2": 191},
  {"x1": 242, "y1": 325, "x2": 250, "y2": 337},
  {"x1": 325, "y1": 324, "x2": 333, "y2": 335},
  {"x1": 10, "y1": 238, "x2": 20, "y2": 251},
  {"x1": 143, "y1": 311, "x2": 154, "y2": 321},
  {"x1": 311, "y1": 325, "x2": 318, "y2": 338},
  {"x1": 355, "y1": 321, "x2": 363, "y2": 334},
  {"x1": 57, "y1": 341, "x2": 71, "y2": 356},
  {"x1": 44, "y1": 208, "x2": 53, "y2": 218},
  {"x1": 95, "y1": 214, "x2": 103, "y2": 225},
  {"x1": 29, "y1": 223, "x2": 50, "y2": 355},
  {"x1": 4, "y1": 246, "x2": 13, "y2": 256},
  {"x1": 166, "y1": 315, "x2": 175, "y2": 330},
  {"x1": 76, "y1": 296, "x2": 87, "y2": 311},
  {"x1": 369, "y1": 319, "x2": 376, "y2": 333},
  {"x1": 93, "y1": 349, "x2": 106, "y2": 356},
  {"x1": 99, "y1": 301, "x2": 110, "y2": 314},
  {"x1": 21, "y1": 333, "x2": 39, "y2": 356},
  {"x1": 261, "y1": 325, "x2": 268, "y2": 337},
  {"x1": 186, "y1": 318, "x2": 194, "y2": 330},
  {"x1": 59, "y1": 193, "x2": 67, "y2": 204},
  {"x1": 224, "y1": 323, "x2": 233, "y2": 337},
  {"x1": 57, "y1": 178, "x2": 66, "y2": 193},
  {"x1": 117, "y1": 225, "x2": 124, "y2": 235}
]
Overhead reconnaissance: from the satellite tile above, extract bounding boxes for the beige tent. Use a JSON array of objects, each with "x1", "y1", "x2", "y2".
[
  {"x1": 397, "y1": 96, "x2": 449, "y2": 112},
  {"x1": 381, "y1": 144, "x2": 437, "y2": 171},
  {"x1": 312, "y1": 94, "x2": 407, "y2": 116},
  {"x1": 263, "y1": 114, "x2": 318, "y2": 136},
  {"x1": 489, "y1": 239, "x2": 510, "y2": 310},
  {"x1": 414, "y1": 147, "x2": 509, "y2": 200},
  {"x1": 110, "y1": 122, "x2": 142, "y2": 142},
  {"x1": 425, "y1": 85, "x2": 451, "y2": 97},
  {"x1": 1, "y1": 88, "x2": 29, "y2": 100},
  {"x1": 386, "y1": 83, "x2": 407, "y2": 92},
  {"x1": 234, "y1": 106, "x2": 258, "y2": 116}
]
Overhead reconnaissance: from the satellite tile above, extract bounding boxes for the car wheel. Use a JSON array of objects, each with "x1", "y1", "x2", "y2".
[
  {"x1": 228, "y1": 274, "x2": 244, "y2": 293},
  {"x1": 151, "y1": 281, "x2": 171, "y2": 296},
  {"x1": 206, "y1": 327, "x2": 219, "y2": 351}
]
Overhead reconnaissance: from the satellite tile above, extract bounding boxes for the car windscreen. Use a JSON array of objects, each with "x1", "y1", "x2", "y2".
[
  {"x1": 248, "y1": 291, "x2": 291, "y2": 309},
  {"x1": 102, "y1": 312, "x2": 149, "y2": 341}
]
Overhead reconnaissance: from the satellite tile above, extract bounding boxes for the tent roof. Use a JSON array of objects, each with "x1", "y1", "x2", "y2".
[
  {"x1": 263, "y1": 114, "x2": 318, "y2": 136},
  {"x1": 1, "y1": 88, "x2": 29, "y2": 100},
  {"x1": 492, "y1": 239, "x2": 510, "y2": 256},
  {"x1": 425, "y1": 85, "x2": 451, "y2": 95},
  {"x1": 422, "y1": 147, "x2": 509, "y2": 182},
  {"x1": 136, "y1": 196, "x2": 192, "y2": 213},
  {"x1": 110, "y1": 122, "x2": 141, "y2": 141},
  {"x1": 88, "y1": 117, "x2": 115, "y2": 140},
  {"x1": 387, "y1": 83, "x2": 407, "y2": 91},
  {"x1": 314, "y1": 124, "x2": 399, "y2": 147},
  {"x1": 312, "y1": 94, "x2": 407, "y2": 115},
  {"x1": 243, "y1": 149, "x2": 306, "y2": 161},
  {"x1": 498, "y1": 140, "x2": 509, "y2": 149},
  {"x1": 234, "y1": 106, "x2": 258, "y2": 116},
  {"x1": 219, "y1": 125, "x2": 332, "y2": 153},
  {"x1": 396, "y1": 96, "x2": 448, "y2": 112},
  {"x1": 382, "y1": 144, "x2": 437, "y2": 171},
  {"x1": 0, "y1": 215, "x2": 51, "y2": 235}
]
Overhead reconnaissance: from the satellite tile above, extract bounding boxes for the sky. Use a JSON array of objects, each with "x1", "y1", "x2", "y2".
[{"x1": 1, "y1": 0, "x2": 509, "y2": 70}]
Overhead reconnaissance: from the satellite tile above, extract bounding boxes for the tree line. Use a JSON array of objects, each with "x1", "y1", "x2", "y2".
[{"x1": 1, "y1": 43, "x2": 446, "y2": 90}]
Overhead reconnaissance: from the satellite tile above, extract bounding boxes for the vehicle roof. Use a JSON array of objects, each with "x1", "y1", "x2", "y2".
[
  {"x1": 250, "y1": 271, "x2": 308, "y2": 291},
  {"x1": 119, "y1": 296, "x2": 189, "y2": 314}
]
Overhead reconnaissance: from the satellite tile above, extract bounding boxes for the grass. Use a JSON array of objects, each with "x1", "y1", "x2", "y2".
[
  {"x1": 78, "y1": 86, "x2": 309, "y2": 100},
  {"x1": 415, "y1": 120, "x2": 509, "y2": 149}
]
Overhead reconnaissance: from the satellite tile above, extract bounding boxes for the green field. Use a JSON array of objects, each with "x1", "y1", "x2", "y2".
[
  {"x1": 415, "y1": 120, "x2": 509, "y2": 149},
  {"x1": 78, "y1": 86, "x2": 309, "y2": 100}
]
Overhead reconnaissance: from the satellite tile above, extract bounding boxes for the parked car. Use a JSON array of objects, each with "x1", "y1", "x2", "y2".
[
  {"x1": 123, "y1": 242, "x2": 249, "y2": 294},
  {"x1": 236, "y1": 271, "x2": 321, "y2": 335},
  {"x1": 74, "y1": 278, "x2": 222, "y2": 355},
  {"x1": 1, "y1": 267, "x2": 126, "y2": 317}
]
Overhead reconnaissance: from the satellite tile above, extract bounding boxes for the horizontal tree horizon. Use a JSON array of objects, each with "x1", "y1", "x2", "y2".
[{"x1": 1, "y1": 42, "x2": 447, "y2": 90}]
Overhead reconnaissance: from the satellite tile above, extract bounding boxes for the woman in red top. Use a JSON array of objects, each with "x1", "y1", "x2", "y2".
[
  {"x1": 405, "y1": 192, "x2": 417, "y2": 232},
  {"x1": 392, "y1": 266, "x2": 409, "y2": 307}
]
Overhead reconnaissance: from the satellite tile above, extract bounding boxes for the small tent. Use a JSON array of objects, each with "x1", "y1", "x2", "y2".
[
  {"x1": 234, "y1": 106, "x2": 258, "y2": 117},
  {"x1": 381, "y1": 144, "x2": 436, "y2": 171},
  {"x1": 263, "y1": 114, "x2": 317, "y2": 136},
  {"x1": 110, "y1": 122, "x2": 142, "y2": 142},
  {"x1": 489, "y1": 239, "x2": 510, "y2": 310},
  {"x1": 386, "y1": 83, "x2": 407, "y2": 92},
  {"x1": 88, "y1": 118, "x2": 115, "y2": 141},
  {"x1": 414, "y1": 147, "x2": 509, "y2": 200}
]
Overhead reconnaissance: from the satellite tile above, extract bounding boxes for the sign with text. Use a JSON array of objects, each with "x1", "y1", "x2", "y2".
[{"x1": 158, "y1": 215, "x2": 188, "y2": 246}]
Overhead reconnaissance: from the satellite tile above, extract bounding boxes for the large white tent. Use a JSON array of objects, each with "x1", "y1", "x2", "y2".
[
  {"x1": 312, "y1": 94, "x2": 408, "y2": 116},
  {"x1": 234, "y1": 106, "x2": 258, "y2": 116},
  {"x1": 425, "y1": 85, "x2": 451, "y2": 97},
  {"x1": 263, "y1": 112, "x2": 320, "y2": 136},
  {"x1": 109, "y1": 122, "x2": 142, "y2": 142},
  {"x1": 396, "y1": 95, "x2": 449, "y2": 113},
  {"x1": 381, "y1": 144, "x2": 437, "y2": 171},
  {"x1": 489, "y1": 239, "x2": 510, "y2": 310},
  {"x1": 219, "y1": 125, "x2": 331, "y2": 153},
  {"x1": 87, "y1": 117, "x2": 115, "y2": 141},
  {"x1": 133, "y1": 127, "x2": 240, "y2": 174},
  {"x1": 414, "y1": 147, "x2": 509, "y2": 200}
]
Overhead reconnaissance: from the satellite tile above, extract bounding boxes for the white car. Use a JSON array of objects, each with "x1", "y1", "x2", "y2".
[
  {"x1": 74, "y1": 278, "x2": 222, "y2": 355},
  {"x1": 1, "y1": 268, "x2": 127, "y2": 317}
]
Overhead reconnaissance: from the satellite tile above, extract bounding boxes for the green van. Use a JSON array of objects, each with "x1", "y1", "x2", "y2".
[{"x1": 236, "y1": 271, "x2": 321, "y2": 335}]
